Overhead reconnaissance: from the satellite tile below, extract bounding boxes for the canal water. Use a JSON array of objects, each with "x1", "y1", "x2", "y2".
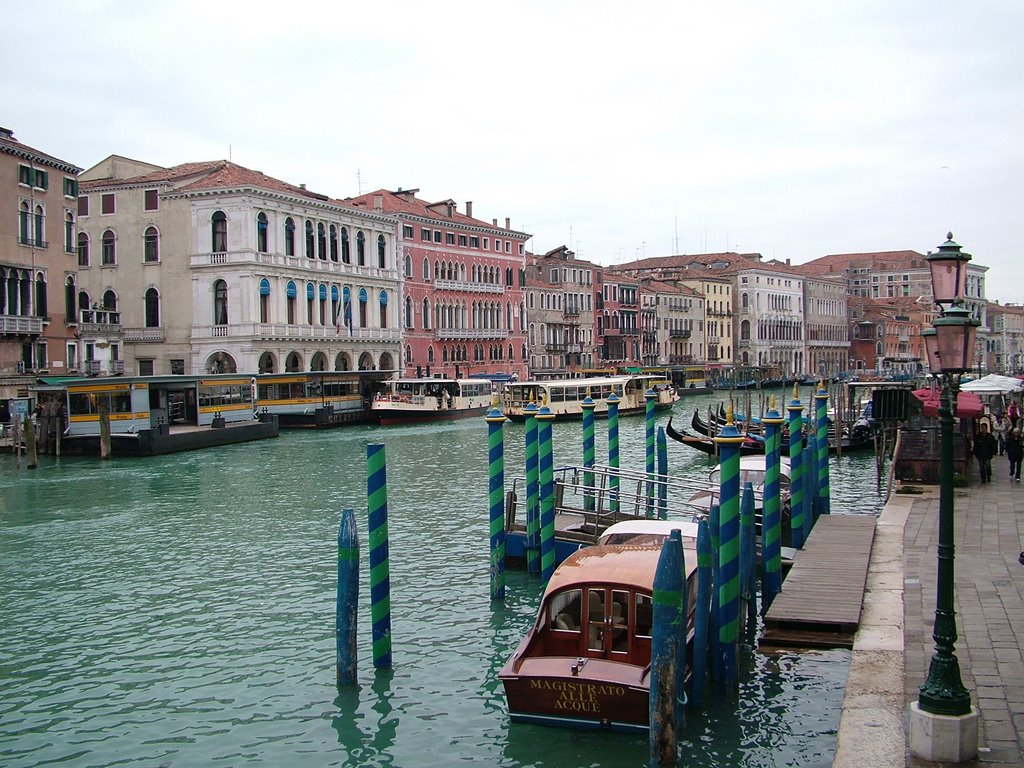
[{"x1": 0, "y1": 389, "x2": 885, "y2": 767}]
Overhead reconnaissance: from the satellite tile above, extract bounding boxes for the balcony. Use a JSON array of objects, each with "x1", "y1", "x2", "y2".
[
  {"x1": 194, "y1": 323, "x2": 403, "y2": 342},
  {"x1": 78, "y1": 308, "x2": 122, "y2": 336},
  {"x1": 545, "y1": 342, "x2": 567, "y2": 353},
  {"x1": 123, "y1": 327, "x2": 166, "y2": 343},
  {"x1": 435, "y1": 278, "x2": 504, "y2": 294},
  {"x1": 18, "y1": 236, "x2": 48, "y2": 249},
  {"x1": 669, "y1": 355, "x2": 695, "y2": 365},
  {"x1": 437, "y1": 327, "x2": 509, "y2": 340},
  {"x1": 669, "y1": 329, "x2": 692, "y2": 338},
  {"x1": 192, "y1": 251, "x2": 400, "y2": 283},
  {"x1": 0, "y1": 314, "x2": 44, "y2": 335}
]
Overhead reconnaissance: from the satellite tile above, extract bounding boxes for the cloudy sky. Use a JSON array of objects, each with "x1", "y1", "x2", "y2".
[{"x1": 6, "y1": 2, "x2": 1022, "y2": 301}]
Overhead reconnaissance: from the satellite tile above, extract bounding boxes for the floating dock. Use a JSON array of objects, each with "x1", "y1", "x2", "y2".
[{"x1": 761, "y1": 514, "x2": 876, "y2": 648}]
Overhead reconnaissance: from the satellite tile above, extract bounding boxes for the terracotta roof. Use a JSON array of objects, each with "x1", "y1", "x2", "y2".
[
  {"x1": 346, "y1": 188, "x2": 528, "y2": 235},
  {"x1": 799, "y1": 250, "x2": 929, "y2": 275},
  {"x1": 0, "y1": 132, "x2": 81, "y2": 173}
]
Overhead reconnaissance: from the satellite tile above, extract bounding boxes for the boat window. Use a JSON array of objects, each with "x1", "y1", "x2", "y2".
[
  {"x1": 634, "y1": 593, "x2": 653, "y2": 637},
  {"x1": 611, "y1": 590, "x2": 630, "y2": 653},
  {"x1": 547, "y1": 589, "x2": 581, "y2": 631},
  {"x1": 587, "y1": 589, "x2": 606, "y2": 650}
]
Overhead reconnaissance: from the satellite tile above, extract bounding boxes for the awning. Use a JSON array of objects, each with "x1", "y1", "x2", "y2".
[
  {"x1": 911, "y1": 388, "x2": 985, "y2": 419},
  {"x1": 959, "y1": 373, "x2": 1024, "y2": 395}
]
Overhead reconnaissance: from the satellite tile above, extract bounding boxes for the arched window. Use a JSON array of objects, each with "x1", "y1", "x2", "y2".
[
  {"x1": 379, "y1": 290, "x2": 388, "y2": 328},
  {"x1": 341, "y1": 227, "x2": 350, "y2": 263},
  {"x1": 427, "y1": 346, "x2": 435, "y2": 365},
  {"x1": 317, "y1": 223, "x2": 327, "y2": 260},
  {"x1": 358, "y1": 287, "x2": 368, "y2": 328},
  {"x1": 65, "y1": 275, "x2": 75, "y2": 322},
  {"x1": 259, "y1": 278, "x2": 271, "y2": 323},
  {"x1": 77, "y1": 232, "x2": 90, "y2": 267},
  {"x1": 213, "y1": 279, "x2": 228, "y2": 325},
  {"x1": 18, "y1": 202, "x2": 29, "y2": 244},
  {"x1": 740, "y1": 319, "x2": 751, "y2": 341},
  {"x1": 356, "y1": 231, "x2": 366, "y2": 266},
  {"x1": 101, "y1": 230, "x2": 116, "y2": 265},
  {"x1": 211, "y1": 211, "x2": 227, "y2": 253},
  {"x1": 33, "y1": 205, "x2": 44, "y2": 245},
  {"x1": 257, "y1": 212, "x2": 268, "y2": 253},
  {"x1": 145, "y1": 287, "x2": 160, "y2": 328},
  {"x1": 329, "y1": 225, "x2": 338, "y2": 261},
  {"x1": 405, "y1": 296, "x2": 413, "y2": 328},
  {"x1": 144, "y1": 226, "x2": 159, "y2": 262},
  {"x1": 306, "y1": 282, "x2": 315, "y2": 324},
  {"x1": 102, "y1": 290, "x2": 117, "y2": 311},
  {"x1": 64, "y1": 211, "x2": 74, "y2": 253},
  {"x1": 305, "y1": 220, "x2": 314, "y2": 258},
  {"x1": 318, "y1": 283, "x2": 328, "y2": 325},
  {"x1": 422, "y1": 258, "x2": 430, "y2": 280},
  {"x1": 404, "y1": 254, "x2": 412, "y2": 278},
  {"x1": 377, "y1": 234, "x2": 386, "y2": 268},
  {"x1": 35, "y1": 273, "x2": 47, "y2": 318},
  {"x1": 284, "y1": 217, "x2": 295, "y2": 256},
  {"x1": 286, "y1": 280, "x2": 297, "y2": 324},
  {"x1": 422, "y1": 298, "x2": 430, "y2": 330}
]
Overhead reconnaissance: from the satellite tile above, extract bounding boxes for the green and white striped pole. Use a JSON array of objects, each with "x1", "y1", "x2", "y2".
[
  {"x1": 537, "y1": 404, "x2": 557, "y2": 583},
  {"x1": 815, "y1": 383, "x2": 831, "y2": 516},
  {"x1": 486, "y1": 405, "x2": 507, "y2": 601},
  {"x1": 582, "y1": 393, "x2": 596, "y2": 514},
  {"x1": 366, "y1": 443, "x2": 392, "y2": 669},
  {"x1": 524, "y1": 401, "x2": 540, "y2": 574},
  {"x1": 645, "y1": 389, "x2": 657, "y2": 518},
  {"x1": 787, "y1": 386, "x2": 806, "y2": 549},
  {"x1": 714, "y1": 405, "x2": 745, "y2": 691},
  {"x1": 761, "y1": 398, "x2": 785, "y2": 611},
  {"x1": 607, "y1": 392, "x2": 620, "y2": 514},
  {"x1": 649, "y1": 532, "x2": 683, "y2": 766}
]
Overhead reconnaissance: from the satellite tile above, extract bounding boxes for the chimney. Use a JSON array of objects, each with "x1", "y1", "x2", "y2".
[
  {"x1": 505, "y1": 217, "x2": 510, "y2": 230},
  {"x1": 373, "y1": 194, "x2": 383, "y2": 211},
  {"x1": 786, "y1": 258, "x2": 791, "y2": 266},
  {"x1": 0, "y1": 127, "x2": 14, "y2": 141},
  {"x1": 299, "y1": 183, "x2": 306, "y2": 190},
  {"x1": 466, "y1": 201, "x2": 473, "y2": 218},
  {"x1": 492, "y1": 218, "x2": 498, "y2": 226}
]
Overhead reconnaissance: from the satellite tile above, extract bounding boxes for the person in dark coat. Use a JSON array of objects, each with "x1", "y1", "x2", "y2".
[
  {"x1": 1006, "y1": 426, "x2": 1023, "y2": 483},
  {"x1": 972, "y1": 422, "x2": 998, "y2": 483}
]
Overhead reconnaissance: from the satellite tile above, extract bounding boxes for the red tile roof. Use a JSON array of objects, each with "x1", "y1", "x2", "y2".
[
  {"x1": 799, "y1": 250, "x2": 929, "y2": 275},
  {"x1": 0, "y1": 132, "x2": 81, "y2": 173},
  {"x1": 346, "y1": 188, "x2": 527, "y2": 235}
]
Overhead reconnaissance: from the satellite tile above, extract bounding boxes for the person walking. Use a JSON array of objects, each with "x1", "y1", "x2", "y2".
[
  {"x1": 972, "y1": 421, "x2": 998, "y2": 483},
  {"x1": 1006, "y1": 426, "x2": 1023, "y2": 483},
  {"x1": 995, "y1": 412, "x2": 1013, "y2": 455},
  {"x1": 1009, "y1": 399, "x2": 1021, "y2": 429}
]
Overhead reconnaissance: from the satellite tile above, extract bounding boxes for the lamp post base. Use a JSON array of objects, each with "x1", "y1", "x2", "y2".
[{"x1": 909, "y1": 701, "x2": 979, "y2": 763}]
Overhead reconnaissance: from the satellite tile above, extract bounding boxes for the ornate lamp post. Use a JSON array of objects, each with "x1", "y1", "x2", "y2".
[{"x1": 911, "y1": 233, "x2": 979, "y2": 762}]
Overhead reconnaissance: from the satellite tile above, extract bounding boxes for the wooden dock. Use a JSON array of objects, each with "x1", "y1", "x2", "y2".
[{"x1": 761, "y1": 514, "x2": 876, "y2": 648}]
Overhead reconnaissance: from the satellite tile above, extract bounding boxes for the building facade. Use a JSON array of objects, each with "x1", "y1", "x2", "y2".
[
  {"x1": 985, "y1": 302, "x2": 1024, "y2": 374},
  {"x1": 1, "y1": 127, "x2": 81, "y2": 402},
  {"x1": 734, "y1": 261, "x2": 805, "y2": 376},
  {"x1": 800, "y1": 273, "x2": 851, "y2": 378},
  {"x1": 76, "y1": 158, "x2": 402, "y2": 376}
]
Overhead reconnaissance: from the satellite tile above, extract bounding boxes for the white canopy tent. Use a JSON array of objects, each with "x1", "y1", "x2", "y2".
[{"x1": 959, "y1": 373, "x2": 1024, "y2": 395}]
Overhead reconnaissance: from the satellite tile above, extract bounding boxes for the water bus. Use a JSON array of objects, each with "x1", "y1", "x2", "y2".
[
  {"x1": 499, "y1": 531, "x2": 698, "y2": 732},
  {"x1": 255, "y1": 370, "x2": 389, "y2": 428},
  {"x1": 370, "y1": 377, "x2": 495, "y2": 425},
  {"x1": 502, "y1": 375, "x2": 678, "y2": 422}
]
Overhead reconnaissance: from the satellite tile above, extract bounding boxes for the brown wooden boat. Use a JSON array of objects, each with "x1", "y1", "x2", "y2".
[{"x1": 499, "y1": 533, "x2": 698, "y2": 732}]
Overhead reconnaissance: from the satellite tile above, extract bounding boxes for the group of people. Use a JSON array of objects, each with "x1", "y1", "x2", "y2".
[{"x1": 972, "y1": 399, "x2": 1023, "y2": 483}]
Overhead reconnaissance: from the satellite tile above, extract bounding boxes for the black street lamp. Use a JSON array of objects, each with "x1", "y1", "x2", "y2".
[{"x1": 917, "y1": 234, "x2": 978, "y2": 718}]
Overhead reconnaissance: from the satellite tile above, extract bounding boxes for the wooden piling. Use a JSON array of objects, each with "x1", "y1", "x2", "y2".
[
  {"x1": 336, "y1": 508, "x2": 359, "y2": 686},
  {"x1": 649, "y1": 534, "x2": 682, "y2": 766}
]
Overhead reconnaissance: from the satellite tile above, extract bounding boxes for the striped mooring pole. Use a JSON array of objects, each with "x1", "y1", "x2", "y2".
[
  {"x1": 537, "y1": 404, "x2": 557, "y2": 583},
  {"x1": 645, "y1": 389, "x2": 657, "y2": 518},
  {"x1": 607, "y1": 392, "x2": 620, "y2": 514},
  {"x1": 804, "y1": 406, "x2": 817, "y2": 541},
  {"x1": 670, "y1": 528, "x2": 689, "y2": 730},
  {"x1": 690, "y1": 517, "x2": 712, "y2": 707},
  {"x1": 657, "y1": 426, "x2": 668, "y2": 520},
  {"x1": 582, "y1": 393, "x2": 596, "y2": 514},
  {"x1": 709, "y1": 502, "x2": 721, "y2": 684},
  {"x1": 649, "y1": 531, "x2": 683, "y2": 766},
  {"x1": 367, "y1": 443, "x2": 392, "y2": 669},
  {"x1": 486, "y1": 405, "x2": 507, "y2": 601},
  {"x1": 787, "y1": 387, "x2": 806, "y2": 549},
  {"x1": 815, "y1": 383, "x2": 831, "y2": 516},
  {"x1": 714, "y1": 406, "x2": 746, "y2": 691},
  {"x1": 336, "y1": 508, "x2": 359, "y2": 686},
  {"x1": 524, "y1": 401, "x2": 540, "y2": 574},
  {"x1": 761, "y1": 398, "x2": 785, "y2": 612}
]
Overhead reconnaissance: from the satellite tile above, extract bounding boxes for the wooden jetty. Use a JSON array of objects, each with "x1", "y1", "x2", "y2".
[{"x1": 761, "y1": 514, "x2": 876, "y2": 648}]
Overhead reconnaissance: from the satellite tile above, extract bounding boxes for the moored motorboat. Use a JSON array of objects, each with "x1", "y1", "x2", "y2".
[{"x1": 499, "y1": 533, "x2": 698, "y2": 732}]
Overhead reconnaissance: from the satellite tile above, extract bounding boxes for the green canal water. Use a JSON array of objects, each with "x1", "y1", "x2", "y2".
[{"x1": 0, "y1": 390, "x2": 884, "y2": 767}]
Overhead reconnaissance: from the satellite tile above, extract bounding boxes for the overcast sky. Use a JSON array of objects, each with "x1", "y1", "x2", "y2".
[{"x1": 6, "y1": 1, "x2": 1022, "y2": 301}]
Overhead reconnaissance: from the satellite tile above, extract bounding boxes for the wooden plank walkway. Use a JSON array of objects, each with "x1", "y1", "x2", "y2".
[{"x1": 761, "y1": 514, "x2": 876, "y2": 648}]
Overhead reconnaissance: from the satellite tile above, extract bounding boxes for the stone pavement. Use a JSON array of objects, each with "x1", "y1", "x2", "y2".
[{"x1": 834, "y1": 468, "x2": 1024, "y2": 766}]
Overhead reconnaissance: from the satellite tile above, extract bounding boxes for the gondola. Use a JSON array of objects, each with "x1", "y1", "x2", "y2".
[{"x1": 666, "y1": 415, "x2": 876, "y2": 456}]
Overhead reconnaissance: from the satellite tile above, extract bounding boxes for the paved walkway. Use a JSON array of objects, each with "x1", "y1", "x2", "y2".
[{"x1": 834, "y1": 468, "x2": 1024, "y2": 766}]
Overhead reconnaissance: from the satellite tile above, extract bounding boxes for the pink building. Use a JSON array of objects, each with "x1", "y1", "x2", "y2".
[{"x1": 346, "y1": 190, "x2": 531, "y2": 379}]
